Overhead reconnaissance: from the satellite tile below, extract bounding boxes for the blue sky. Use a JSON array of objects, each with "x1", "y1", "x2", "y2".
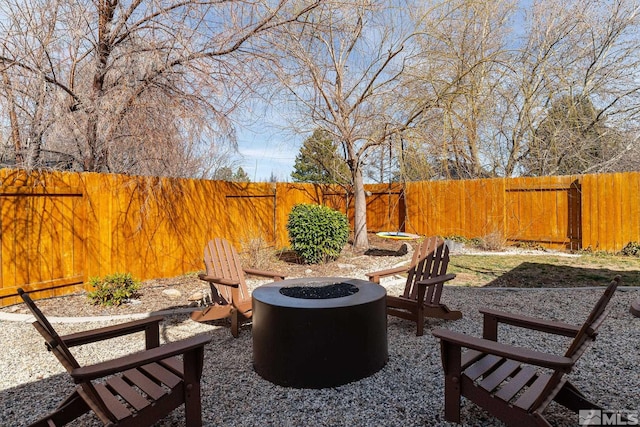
[{"x1": 235, "y1": 125, "x2": 301, "y2": 182}]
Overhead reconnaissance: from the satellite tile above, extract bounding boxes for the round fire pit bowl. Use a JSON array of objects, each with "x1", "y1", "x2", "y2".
[{"x1": 252, "y1": 277, "x2": 388, "y2": 389}]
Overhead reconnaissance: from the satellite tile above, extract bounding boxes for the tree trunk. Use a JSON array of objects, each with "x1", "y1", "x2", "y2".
[
  {"x1": 2, "y1": 70, "x2": 23, "y2": 165},
  {"x1": 83, "y1": 0, "x2": 116, "y2": 172},
  {"x1": 351, "y1": 165, "x2": 369, "y2": 250}
]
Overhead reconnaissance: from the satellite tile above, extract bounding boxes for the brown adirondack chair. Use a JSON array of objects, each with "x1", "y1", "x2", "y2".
[
  {"x1": 190, "y1": 237, "x2": 285, "y2": 337},
  {"x1": 367, "y1": 236, "x2": 462, "y2": 336},
  {"x1": 431, "y1": 276, "x2": 621, "y2": 427},
  {"x1": 17, "y1": 288, "x2": 211, "y2": 427}
]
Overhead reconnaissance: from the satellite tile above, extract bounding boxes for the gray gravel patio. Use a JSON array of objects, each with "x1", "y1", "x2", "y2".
[{"x1": 1, "y1": 281, "x2": 638, "y2": 426}]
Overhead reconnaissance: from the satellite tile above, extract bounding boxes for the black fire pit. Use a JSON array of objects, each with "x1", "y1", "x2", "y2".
[{"x1": 252, "y1": 277, "x2": 388, "y2": 389}]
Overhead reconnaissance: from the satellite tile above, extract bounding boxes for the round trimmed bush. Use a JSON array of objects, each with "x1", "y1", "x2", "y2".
[{"x1": 287, "y1": 204, "x2": 350, "y2": 264}]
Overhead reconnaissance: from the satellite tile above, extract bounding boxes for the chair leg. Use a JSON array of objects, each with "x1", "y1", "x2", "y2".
[
  {"x1": 416, "y1": 305, "x2": 425, "y2": 336},
  {"x1": 443, "y1": 375, "x2": 461, "y2": 422},
  {"x1": 230, "y1": 308, "x2": 239, "y2": 338},
  {"x1": 28, "y1": 390, "x2": 90, "y2": 427},
  {"x1": 553, "y1": 381, "x2": 603, "y2": 413},
  {"x1": 183, "y1": 349, "x2": 204, "y2": 427},
  {"x1": 441, "y1": 343, "x2": 462, "y2": 423}
]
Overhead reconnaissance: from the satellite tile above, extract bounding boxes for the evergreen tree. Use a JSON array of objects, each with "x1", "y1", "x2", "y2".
[
  {"x1": 291, "y1": 129, "x2": 350, "y2": 184},
  {"x1": 214, "y1": 166, "x2": 251, "y2": 182},
  {"x1": 233, "y1": 167, "x2": 251, "y2": 182},
  {"x1": 524, "y1": 95, "x2": 620, "y2": 176}
]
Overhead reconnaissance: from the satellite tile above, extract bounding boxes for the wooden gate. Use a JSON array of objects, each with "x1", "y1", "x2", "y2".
[
  {"x1": 0, "y1": 187, "x2": 86, "y2": 306},
  {"x1": 504, "y1": 178, "x2": 581, "y2": 250}
]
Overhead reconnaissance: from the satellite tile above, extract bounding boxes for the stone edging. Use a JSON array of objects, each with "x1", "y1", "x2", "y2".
[
  {"x1": 0, "y1": 306, "x2": 201, "y2": 324},
  {"x1": 1, "y1": 283, "x2": 637, "y2": 324}
]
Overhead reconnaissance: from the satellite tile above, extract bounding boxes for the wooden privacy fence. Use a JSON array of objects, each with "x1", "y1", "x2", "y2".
[
  {"x1": 405, "y1": 176, "x2": 583, "y2": 250},
  {"x1": 1, "y1": 168, "x2": 639, "y2": 306}
]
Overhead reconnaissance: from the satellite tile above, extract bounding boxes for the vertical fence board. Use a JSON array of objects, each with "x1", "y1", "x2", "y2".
[
  {"x1": 1, "y1": 194, "x2": 17, "y2": 287},
  {"x1": 629, "y1": 173, "x2": 640, "y2": 246},
  {"x1": 614, "y1": 173, "x2": 625, "y2": 250},
  {"x1": 582, "y1": 174, "x2": 595, "y2": 250},
  {"x1": 596, "y1": 174, "x2": 610, "y2": 251}
]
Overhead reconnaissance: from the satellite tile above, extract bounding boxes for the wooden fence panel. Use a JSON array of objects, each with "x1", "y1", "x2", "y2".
[
  {"x1": 4, "y1": 168, "x2": 640, "y2": 306},
  {"x1": 405, "y1": 179, "x2": 505, "y2": 239},
  {"x1": 365, "y1": 184, "x2": 404, "y2": 233},
  {"x1": 458, "y1": 179, "x2": 505, "y2": 239},
  {"x1": 504, "y1": 176, "x2": 579, "y2": 249},
  {"x1": 0, "y1": 175, "x2": 85, "y2": 305},
  {"x1": 623, "y1": 173, "x2": 640, "y2": 249},
  {"x1": 226, "y1": 193, "x2": 276, "y2": 249},
  {"x1": 582, "y1": 172, "x2": 640, "y2": 251}
]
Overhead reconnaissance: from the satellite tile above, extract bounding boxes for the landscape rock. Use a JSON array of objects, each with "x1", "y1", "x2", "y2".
[{"x1": 161, "y1": 289, "x2": 182, "y2": 299}]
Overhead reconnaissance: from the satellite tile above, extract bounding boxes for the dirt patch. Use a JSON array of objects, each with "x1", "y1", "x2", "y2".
[
  {"x1": 5, "y1": 234, "x2": 638, "y2": 318},
  {"x1": 3, "y1": 233, "x2": 414, "y2": 318}
]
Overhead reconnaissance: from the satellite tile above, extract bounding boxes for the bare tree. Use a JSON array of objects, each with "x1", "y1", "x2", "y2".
[
  {"x1": 415, "y1": 0, "x2": 515, "y2": 179},
  {"x1": 398, "y1": 0, "x2": 640, "y2": 179},
  {"x1": 0, "y1": 0, "x2": 60, "y2": 168},
  {"x1": 496, "y1": 0, "x2": 640, "y2": 176},
  {"x1": 264, "y1": 0, "x2": 425, "y2": 250},
  {"x1": 0, "y1": 0, "x2": 320, "y2": 176}
]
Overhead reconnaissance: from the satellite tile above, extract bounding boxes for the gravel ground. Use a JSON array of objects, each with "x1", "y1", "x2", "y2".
[{"x1": 2, "y1": 279, "x2": 638, "y2": 427}]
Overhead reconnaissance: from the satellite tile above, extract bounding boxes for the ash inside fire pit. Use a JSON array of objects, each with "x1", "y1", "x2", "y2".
[{"x1": 279, "y1": 282, "x2": 359, "y2": 299}]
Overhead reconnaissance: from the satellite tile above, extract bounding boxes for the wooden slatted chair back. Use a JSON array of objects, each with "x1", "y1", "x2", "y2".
[
  {"x1": 203, "y1": 238, "x2": 250, "y2": 304},
  {"x1": 18, "y1": 289, "x2": 114, "y2": 421},
  {"x1": 404, "y1": 237, "x2": 449, "y2": 305},
  {"x1": 564, "y1": 276, "x2": 620, "y2": 358},
  {"x1": 18, "y1": 288, "x2": 80, "y2": 372},
  {"x1": 409, "y1": 236, "x2": 441, "y2": 269},
  {"x1": 528, "y1": 276, "x2": 620, "y2": 412}
]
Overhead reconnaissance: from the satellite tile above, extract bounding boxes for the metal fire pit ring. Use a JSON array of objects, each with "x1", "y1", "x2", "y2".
[{"x1": 252, "y1": 277, "x2": 388, "y2": 389}]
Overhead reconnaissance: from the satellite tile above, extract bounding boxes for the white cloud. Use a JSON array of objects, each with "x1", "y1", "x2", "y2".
[{"x1": 235, "y1": 131, "x2": 300, "y2": 182}]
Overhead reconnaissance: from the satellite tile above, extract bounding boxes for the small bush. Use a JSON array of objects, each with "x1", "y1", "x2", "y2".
[
  {"x1": 287, "y1": 203, "x2": 349, "y2": 264},
  {"x1": 474, "y1": 231, "x2": 506, "y2": 251},
  {"x1": 621, "y1": 241, "x2": 640, "y2": 257},
  {"x1": 240, "y1": 235, "x2": 273, "y2": 269},
  {"x1": 443, "y1": 235, "x2": 470, "y2": 244},
  {"x1": 87, "y1": 272, "x2": 141, "y2": 306},
  {"x1": 513, "y1": 241, "x2": 547, "y2": 251}
]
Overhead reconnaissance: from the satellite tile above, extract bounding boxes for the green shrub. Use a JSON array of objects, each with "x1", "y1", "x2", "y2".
[
  {"x1": 286, "y1": 203, "x2": 349, "y2": 264},
  {"x1": 443, "y1": 235, "x2": 470, "y2": 244},
  {"x1": 621, "y1": 241, "x2": 640, "y2": 257},
  {"x1": 87, "y1": 272, "x2": 141, "y2": 306}
]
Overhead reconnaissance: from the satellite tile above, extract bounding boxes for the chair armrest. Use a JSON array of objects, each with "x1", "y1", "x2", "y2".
[
  {"x1": 60, "y1": 316, "x2": 164, "y2": 348},
  {"x1": 366, "y1": 265, "x2": 410, "y2": 283},
  {"x1": 416, "y1": 273, "x2": 456, "y2": 287},
  {"x1": 198, "y1": 273, "x2": 239, "y2": 287},
  {"x1": 480, "y1": 308, "x2": 581, "y2": 338},
  {"x1": 432, "y1": 328, "x2": 573, "y2": 370},
  {"x1": 243, "y1": 268, "x2": 285, "y2": 281},
  {"x1": 71, "y1": 334, "x2": 212, "y2": 382}
]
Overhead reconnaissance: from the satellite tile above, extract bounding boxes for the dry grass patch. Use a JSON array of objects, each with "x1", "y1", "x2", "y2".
[{"x1": 448, "y1": 253, "x2": 640, "y2": 287}]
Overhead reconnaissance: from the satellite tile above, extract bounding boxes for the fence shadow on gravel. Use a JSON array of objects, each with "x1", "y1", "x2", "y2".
[{"x1": 482, "y1": 262, "x2": 639, "y2": 288}]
